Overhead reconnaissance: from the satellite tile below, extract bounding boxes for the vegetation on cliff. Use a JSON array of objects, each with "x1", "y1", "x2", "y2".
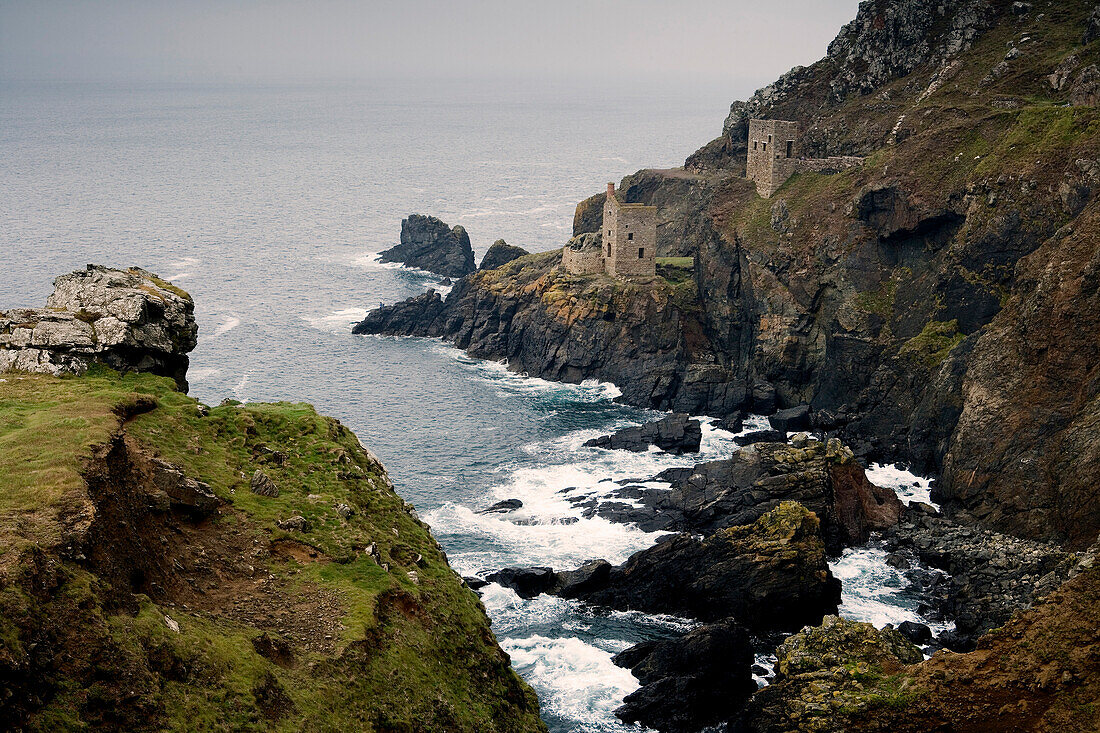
[{"x1": 0, "y1": 367, "x2": 544, "y2": 731}]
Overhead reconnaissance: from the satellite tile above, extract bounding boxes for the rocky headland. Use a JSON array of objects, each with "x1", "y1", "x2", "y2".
[{"x1": 0, "y1": 268, "x2": 545, "y2": 731}]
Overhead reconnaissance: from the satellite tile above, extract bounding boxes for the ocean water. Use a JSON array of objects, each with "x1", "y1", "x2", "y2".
[{"x1": 1, "y1": 80, "x2": 943, "y2": 731}]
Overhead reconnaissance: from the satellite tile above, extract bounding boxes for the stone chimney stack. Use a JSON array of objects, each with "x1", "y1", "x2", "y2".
[{"x1": 607, "y1": 182, "x2": 615, "y2": 199}]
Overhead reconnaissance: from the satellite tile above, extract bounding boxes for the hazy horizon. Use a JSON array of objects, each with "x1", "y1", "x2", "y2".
[{"x1": 2, "y1": 0, "x2": 861, "y2": 100}]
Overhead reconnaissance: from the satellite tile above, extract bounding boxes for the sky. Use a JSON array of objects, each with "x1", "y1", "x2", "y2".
[{"x1": 1, "y1": 0, "x2": 861, "y2": 92}]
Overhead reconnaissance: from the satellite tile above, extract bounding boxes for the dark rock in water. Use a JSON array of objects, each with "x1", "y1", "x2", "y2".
[
  {"x1": 438, "y1": 277, "x2": 453, "y2": 286},
  {"x1": 479, "y1": 240, "x2": 529, "y2": 270},
  {"x1": 584, "y1": 413, "x2": 702, "y2": 454},
  {"x1": 768, "y1": 404, "x2": 811, "y2": 432},
  {"x1": 485, "y1": 567, "x2": 556, "y2": 599},
  {"x1": 717, "y1": 412, "x2": 744, "y2": 433},
  {"x1": 609, "y1": 438, "x2": 903, "y2": 554},
  {"x1": 897, "y1": 620, "x2": 932, "y2": 645},
  {"x1": 566, "y1": 503, "x2": 842, "y2": 631},
  {"x1": 353, "y1": 289, "x2": 448, "y2": 335},
  {"x1": 613, "y1": 619, "x2": 756, "y2": 733},
  {"x1": 885, "y1": 551, "x2": 911, "y2": 569},
  {"x1": 463, "y1": 576, "x2": 488, "y2": 590},
  {"x1": 751, "y1": 664, "x2": 770, "y2": 677},
  {"x1": 478, "y1": 498, "x2": 523, "y2": 514},
  {"x1": 555, "y1": 559, "x2": 612, "y2": 598},
  {"x1": 733, "y1": 429, "x2": 787, "y2": 446},
  {"x1": 377, "y1": 214, "x2": 475, "y2": 278}
]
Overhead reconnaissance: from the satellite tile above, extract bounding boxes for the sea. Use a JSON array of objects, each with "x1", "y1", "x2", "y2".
[{"x1": 0, "y1": 79, "x2": 946, "y2": 732}]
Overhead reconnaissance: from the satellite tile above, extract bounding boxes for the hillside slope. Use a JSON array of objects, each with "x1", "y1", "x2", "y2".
[{"x1": 0, "y1": 267, "x2": 545, "y2": 732}]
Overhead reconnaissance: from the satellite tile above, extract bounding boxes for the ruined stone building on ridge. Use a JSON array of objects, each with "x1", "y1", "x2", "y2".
[
  {"x1": 562, "y1": 182, "x2": 656, "y2": 278},
  {"x1": 746, "y1": 119, "x2": 863, "y2": 198}
]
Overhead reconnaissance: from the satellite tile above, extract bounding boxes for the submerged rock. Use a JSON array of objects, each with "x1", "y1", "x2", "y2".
[
  {"x1": 377, "y1": 214, "x2": 476, "y2": 278},
  {"x1": 583, "y1": 413, "x2": 702, "y2": 454},
  {"x1": 0, "y1": 265, "x2": 198, "y2": 391},
  {"x1": 477, "y1": 498, "x2": 524, "y2": 514}
]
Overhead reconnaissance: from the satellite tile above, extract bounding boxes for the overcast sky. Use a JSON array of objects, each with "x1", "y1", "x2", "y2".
[{"x1": 1, "y1": 0, "x2": 861, "y2": 92}]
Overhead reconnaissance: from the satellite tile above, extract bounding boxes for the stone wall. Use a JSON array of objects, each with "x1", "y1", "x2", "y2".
[
  {"x1": 562, "y1": 233, "x2": 605, "y2": 275},
  {"x1": 793, "y1": 156, "x2": 865, "y2": 174},
  {"x1": 748, "y1": 119, "x2": 863, "y2": 197}
]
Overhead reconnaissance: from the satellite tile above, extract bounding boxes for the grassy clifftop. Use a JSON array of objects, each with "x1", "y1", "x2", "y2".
[{"x1": 0, "y1": 368, "x2": 545, "y2": 732}]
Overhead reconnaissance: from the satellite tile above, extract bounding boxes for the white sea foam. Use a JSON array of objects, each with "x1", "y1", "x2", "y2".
[
  {"x1": 431, "y1": 344, "x2": 624, "y2": 402},
  {"x1": 304, "y1": 308, "x2": 370, "y2": 333},
  {"x1": 866, "y1": 463, "x2": 938, "y2": 508},
  {"x1": 211, "y1": 316, "x2": 240, "y2": 338},
  {"x1": 502, "y1": 635, "x2": 642, "y2": 731},
  {"x1": 233, "y1": 371, "x2": 252, "y2": 403},
  {"x1": 832, "y1": 544, "x2": 952, "y2": 636},
  {"x1": 187, "y1": 367, "x2": 221, "y2": 382},
  {"x1": 165, "y1": 272, "x2": 191, "y2": 281}
]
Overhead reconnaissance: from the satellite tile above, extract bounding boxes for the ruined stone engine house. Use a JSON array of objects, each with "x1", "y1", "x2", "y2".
[
  {"x1": 746, "y1": 119, "x2": 863, "y2": 198},
  {"x1": 563, "y1": 182, "x2": 657, "y2": 278}
]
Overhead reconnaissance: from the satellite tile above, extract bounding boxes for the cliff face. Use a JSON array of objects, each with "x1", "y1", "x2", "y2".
[{"x1": 0, "y1": 273, "x2": 545, "y2": 731}]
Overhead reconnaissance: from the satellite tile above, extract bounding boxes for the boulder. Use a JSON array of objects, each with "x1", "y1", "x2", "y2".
[
  {"x1": 767, "y1": 404, "x2": 811, "y2": 432},
  {"x1": 774, "y1": 615, "x2": 922, "y2": 678},
  {"x1": 150, "y1": 458, "x2": 219, "y2": 517},
  {"x1": 477, "y1": 498, "x2": 523, "y2": 514},
  {"x1": 613, "y1": 619, "x2": 756, "y2": 732},
  {"x1": 0, "y1": 265, "x2": 198, "y2": 391},
  {"x1": 250, "y1": 470, "x2": 280, "y2": 498},
  {"x1": 896, "y1": 620, "x2": 932, "y2": 645},
  {"x1": 733, "y1": 429, "x2": 787, "y2": 446},
  {"x1": 484, "y1": 567, "x2": 556, "y2": 599},
  {"x1": 583, "y1": 413, "x2": 702, "y2": 454},
  {"x1": 478, "y1": 240, "x2": 529, "y2": 270},
  {"x1": 377, "y1": 214, "x2": 476, "y2": 278}
]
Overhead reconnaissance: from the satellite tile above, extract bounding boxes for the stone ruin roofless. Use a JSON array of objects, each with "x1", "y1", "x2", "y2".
[
  {"x1": 562, "y1": 182, "x2": 657, "y2": 278},
  {"x1": 746, "y1": 119, "x2": 863, "y2": 198}
]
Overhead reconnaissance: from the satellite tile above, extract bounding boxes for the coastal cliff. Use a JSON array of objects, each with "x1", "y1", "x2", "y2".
[
  {"x1": 358, "y1": 0, "x2": 1100, "y2": 549},
  {"x1": 0, "y1": 269, "x2": 545, "y2": 732}
]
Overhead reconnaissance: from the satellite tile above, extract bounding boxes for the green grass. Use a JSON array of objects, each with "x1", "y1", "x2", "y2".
[
  {"x1": 0, "y1": 367, "x2": 545, "y2": 732},
  {"x1": 899, "y1": 320, "x2": 966, "y2": 368}
]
